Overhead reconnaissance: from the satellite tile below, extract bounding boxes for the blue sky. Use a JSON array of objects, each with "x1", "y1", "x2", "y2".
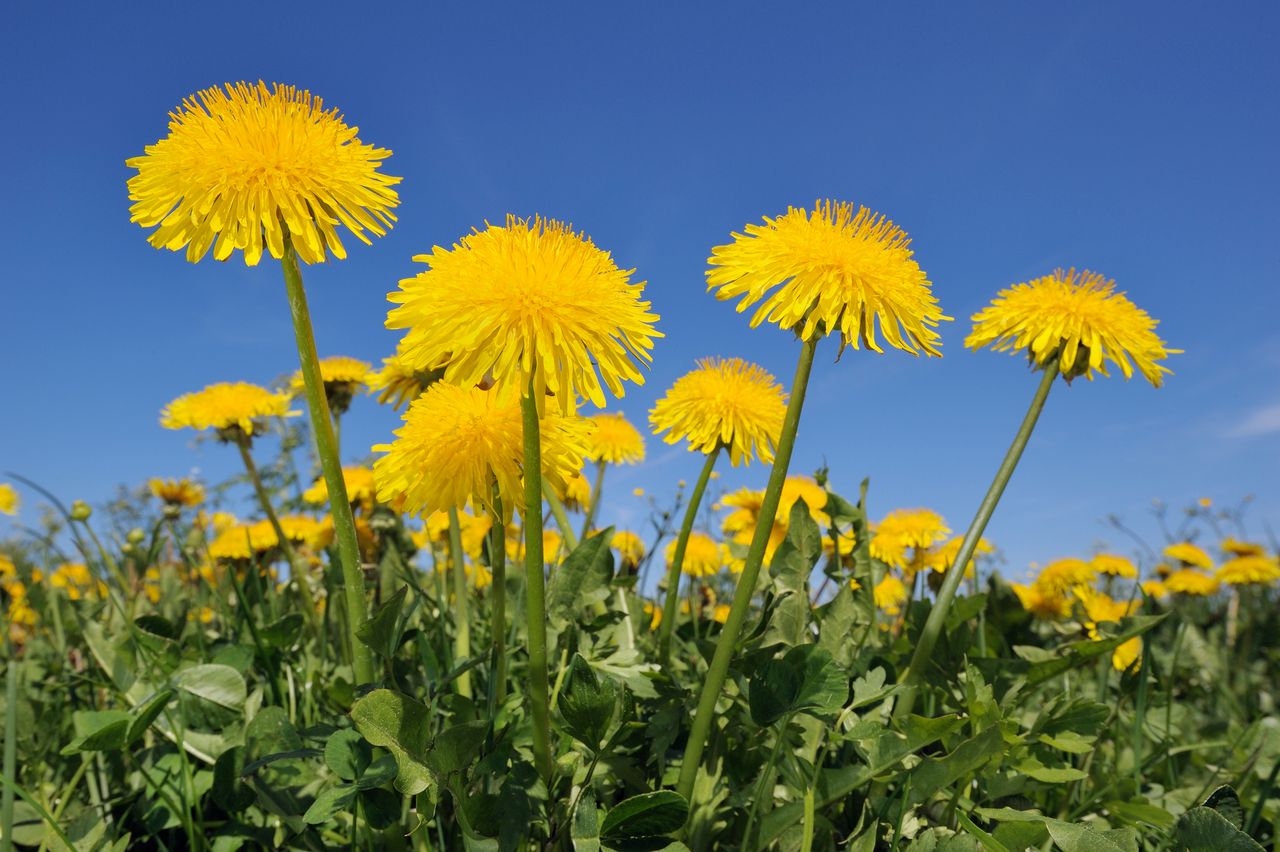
[{"x1": 1, "y1": 1, "x2": 1277, "y2": 579}]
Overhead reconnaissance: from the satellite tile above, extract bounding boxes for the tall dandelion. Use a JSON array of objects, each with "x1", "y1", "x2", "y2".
[
  {"x1": 129, "y1": 81, "x2": 400, "y2": 685},
  {"x1": 677, "y1": 200, "x2": 946, "y2": 802},
  {"x1": 385, "y1": 215, "x2": 660, "y2": 785},
  {"x1": 649, "y1": 357, "x2": 787, "y2": 664},
  {"x1": 579, "y1": 411, "x2": 646, "y2": 538},
  {"x1": 891, "y1": 267, "x2": 1178, "y2": 721}
]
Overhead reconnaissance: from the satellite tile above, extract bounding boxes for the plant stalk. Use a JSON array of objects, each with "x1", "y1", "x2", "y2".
[
  {"x1": 520, "y1": 389, "x2": 555, "y2": 785},
  {"x1": 280, "y1": 237, "x2": 374, "y2": 685},
  {"x1": 488, "y1": 494, "x2": 508, "y2": 707},
  {"x1": 447, "y1": 507, "x2": 473, "y2": 699},
  {"x1": 892, "y1": 358, "x2": 1058, "y2": 721},
  {"x1": 657, "y1": 447, "x2": 721, "y2": 667},
  {"x1": 580, "y1": 460, "x2": 607, "y2": 542},
  {"x1": 676, "y1": 334, "x2": 819, "y2": 802}
]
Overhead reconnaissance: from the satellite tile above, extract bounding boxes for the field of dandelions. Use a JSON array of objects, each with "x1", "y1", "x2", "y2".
[{"x1": 0, "y1": 81, "x2": 1277, "y2": 852}]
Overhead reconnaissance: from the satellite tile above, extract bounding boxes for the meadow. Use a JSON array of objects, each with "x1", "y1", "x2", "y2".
[{"x1": 0, "y1": 81, "x2": 1276, "y2": 851}]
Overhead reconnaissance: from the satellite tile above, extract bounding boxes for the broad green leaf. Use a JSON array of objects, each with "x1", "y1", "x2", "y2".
[
  {"x1": 359, "y1": 788, "x2": 402, "y2": 830},
  {"x1": 558, "y1": 654, "x2": 619, "y2": 750},
  {"x1": 1025, "y1": 615, "x2": 1166, "y2": 687},
  {"x1": 749, "y1": 645, "x2": 847, "y2": 726},
  {"x1": 356, "y1": 586, "x2": 407, "y2": 658},
  {"x1": 600, "y1": 791, "x2": 689, "y2": 839},
  {"x1": 572, "y1": 789, "x2": 601, "y2": 852},
  {"x1": 351, "y1": 689, "x2": 433, "y2": 795},
  {"x1": 1015, "y1": 756, "x2": 1089, "y2": 783},
  {"x1": 427, "y1": 721, "x2": 487, "y2": 777},
  {"x1": 127, "y1": 687, "x2": 176, "y2": 744},
  {"x1": 303, "y1": 783, "x2": 356, "y2": 824},
  {"x1": 260, "y1": 613, "x2": 304, "y2": 650},
  {"x1": 325, "y1": 728, "x2": 372, "y2": 781},
  {"x1": 174, "y1": 664, "x2": 246, "y2": 717},
  {"x1": 974, "y1": 809, "x2": 1136, "y2": 852},
  {"x1": 909, "y1": 726, "x2": 1004, "y2": 804},
  {"x1": 1202, "y1": 786, "x2": 1245, "y2": 830},
  {"x1": 764, "y1": 500, "x2": 822, "y2": 647},
  {"x1": 211, "y1": 747, "x2": 255, "y2": 812},
  {"x1": 61, "y1": 710, "x2": 130, "y2": 755},
  {"x1": 548, "y1": 528, "x2": 615, "y2": 620},
  {"x1": 1174, "y1": 806, "x2": 1266, "y2": 851}
]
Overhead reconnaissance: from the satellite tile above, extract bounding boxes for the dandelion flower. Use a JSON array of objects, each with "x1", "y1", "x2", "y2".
[
  {"x1": 924, "y1": 536, "x2": 994, "y2": 576},
  {"x1": 870, "y1": 509, "x2": 950, "y2": 570},
  {"x1": 0, "y1": 484, "x2": 20, "y2": 516},
  {"x1": 666, "y1": 532, "x2": 722, "y2": 578},
  {"x1": 1217, "y1": 555, "x2": 1280, "y2": 586},
  {"x1": 1035, "y1": 558, "x2": 1097, "y2": 594},
  {"x1": 1140, "y1": 580, "x2": 1168, "y2": 599},
  {"x1": 1164, "y1": 569, "x2": 1218, "y2": 596},
  {"x1": 873, "y1": 574, "x2": 909, "y2": 616},
  {"x1": 149, "y1": 478, "x2": 205, "y2": 508},
  {"x1": 374, "y1": 382, "x2": 590, "y2": 518},
  {"x1": 707, "y1": 200, "x2": 947, "y2": 354},
  {"x1": 304, "y1": 466, "x2": 377, "y2": 508},
  {"x1": 585, "y1": 412, "x2": 646, "y2": 465},
  {"x1": 1220, "y1": 537, "x2": 1266, "y2": 558},
  {"x1": 966, "y1": 268, "x2": 1176, "y2": 386},
  {"x1": 127, "y1": 81, "x2": 399, "y2": 266},
  {"x1": 1010, "y1": 582, "x2": 1072, "y2": 619},
  {"x1": 612, "y1": 530, "x2": 645, "y2": 571},
  {"x1": 559, "y1": 470, "x2": 592, "y2": 512},
  {"x1": 1163, "y1": 541, "x2": 1213, "y2": 570},
  {"x1": 290, "y1": 355, "x2": 372, "y2": 415},
  {"x1": 161, "y1": 382, "x2": 296, "y2": 440},
  {"x1": 370, "y1": 346, "x2": 444, "y2": 409},
  {"x1": 387, "y1": 215, "x2": 661, "y2": 411},
  {"x1": 1073, "y1": 586, "x2": 1138, "y2": 636},
  {"x1": 1112, "y1": 637, "x2": 1142, "y2": 672},
  {"x1": 649, "y1": 358, "x2": 787, "y2": 465},
  {"x1": 1091, "y1": 553, "x2": 1138, "y2": 579}
]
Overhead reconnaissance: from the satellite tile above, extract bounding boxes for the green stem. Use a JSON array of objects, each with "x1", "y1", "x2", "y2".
[
  {"x1": 657, "y1": 447, "x2": 721, "y2": 666},
  {"x1": 447, "y1": 507, "x2": 473, "y2": 700},
  {"x1": 892, "y1": 358, "x2": 1058, "y2": 722},
  {"x1": 580, "y1": 460, "x2": 607, "y2": 542},
  {"x1": 236, "y1": 438, "x2": 317, "y2": 622},
  {"x1": 543, "y1": 484, "x2": 579, "y2": 554},
  {"x1": 520, "y1": 389, "x2": 555, "y2": 786},
  {"x1": 488, "y1": 495, "x2": 508, "y2": 707},
  {"x1": 676, "y1": 334, "x2": 819, "y2": 802},
  {"x1": 2, "y1": 640, "x2": 17, "y2": 852},
  {"x1": 742, "y1": 712, "x2": 793, "y2": 849},
  {"x1": 280, "y1": 238, "x2": 374, "y2": 686}
]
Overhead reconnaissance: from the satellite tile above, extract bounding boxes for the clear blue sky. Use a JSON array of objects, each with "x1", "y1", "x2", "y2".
[{"x1": 2, "y1": 1, "x2": 1277, "y2": 578}]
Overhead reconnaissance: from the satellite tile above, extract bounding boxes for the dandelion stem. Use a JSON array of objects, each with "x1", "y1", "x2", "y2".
[
  {"x1": 447, "y1": 507, "x2": 473, "y2": 699},
  {"x1": 280, "y1": 237, "x2": 374, "y2": 686},
  {"x1": 892, "y1": 358, "x2": 1058, "y2": 721},
  {"x1": 657, "y1": 447, "x2": 721, "y2": 667},
  {"x1": 580, "y1": 460, "x2": 607, "y2": 542},
  {"x1": 520, "y1": 388, "x2": 555, "y2": 786},
  {"x1": 488, "y1": 493, "x2": 508, "y2": 707},
  {"x1": 543, "y1": 485, "x2": 579, "y2": 553},
  {"x1": 676, "y1": 335, "x2": 819, "y2": 803},
  {"x1": 2, "y1": 637, "x2": 17, "y2": 852}
]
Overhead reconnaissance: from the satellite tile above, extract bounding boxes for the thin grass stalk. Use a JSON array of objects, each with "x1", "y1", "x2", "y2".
[
  {"x1": 892, "y1": 356, "x2": 1058, "y2": 721},
  {"x1": 656, "y1": 447, "x2": 721, "y2": 667},
  {"x1": 676, "y1": 334, "x2": 819, "y2": 802},
  {"x1": 280, "y1": 236, "x2": 374, "y2": 686},
  {"x1": 488, "y1": 493, "x2": 508, "y2": 707},
  {"x1": 520, "y1": 388, "x2": 555, "y2": 785},
  {"x1": 543, "y1": 485, "x2": 579, "y2": 554},
  {"x1": 447, "y1": 507, "x2": 473, "y2": 699},
  {"x1": 580, "y1": 460, "x2": 607, "y2": 541}
]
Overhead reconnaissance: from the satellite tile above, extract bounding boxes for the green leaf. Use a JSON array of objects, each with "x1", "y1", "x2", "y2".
[
  {"x1": 127, "y1": 688, "x2": 176, "y2": 744},
  {"x1": 1174, "y1": 806, "x2": 1265, "y2": 851},
  {"x1": 749, "y1": 645, "x2": 847, "y2": 726},
  {"x1": 60, "y1": 710, "x2": 130, "y2": 754},
  {"x1": 350, "y1": 689, "x2": 432, "y2": 796},
  {"x1": 303, "y1": 783, "x2": 357, "y2": 825},
  {"x1": 356, "y1": 586, "x2": 407, "y2": 658},
  {"x1": 1024, "y1": 615, "x2": 1166, "y2": 687},
  {"x1": 427, "y1": 721, "x2": 488, "y2": 777},
  {"x1": 260, "y1": 613, "x2": 304, "y2": 650},
  {"x1": 1203, "y1": 786, "x2": 1245, "y2": 830},
  {"x1": 764, "y1": 500, "x2": 822, "y2": 647},
  {"x1": 572, "y1": 789, "x2": 601, "y2": 852},
  {"x1": 359, "y1": 788, "x2": 402, "y2": 830},
  {"x1": 600, "y1": 791, "x2": 689, "y2": 839},
  {"x1": 173, "y1": 664, "x2": 246, "y2": 720},
  {"x1": 547, "y1": 528, "x2": 615, "y2": 621},
  {"x1": 908, "y1": 726, "x2": 1004, "y2": 804},
  {"x1": 1015, "y1": 756, "x2": 1089, "y2": 783},
  {"x1": 212, "y1": 747, "x2": 256, "y2": 812},
  {"x1": 973, "y1": 809, "x2": 1137, "y2": 852},
  {"x1": 325, "y1": 729, "x2": 372, "y2": 782},
  {"x1": 558, "y1": 654, "x2": 619, "y2": 750}
]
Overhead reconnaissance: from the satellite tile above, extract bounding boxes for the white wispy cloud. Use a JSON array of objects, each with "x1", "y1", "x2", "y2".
[{"x1": 1228, "y1": 403, "x2": 1280, "y2": 438}]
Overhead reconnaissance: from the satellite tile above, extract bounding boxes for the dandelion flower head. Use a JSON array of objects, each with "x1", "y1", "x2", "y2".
[
  {"x1": 649, "y1": 357, "x2": 787, "y2": 466},
  {"x1": 160, "y1": 382, "x2": 297, "y2": 439},
  {"x1": 1217, "y1": 555, "x2": 1280, "y2": 586},
  {"x1": 667, "y1": 532, "x2": 722, "y2": 578},
  {"x1": 585, "y1": 412, "x2": 646, "y2": 465}
]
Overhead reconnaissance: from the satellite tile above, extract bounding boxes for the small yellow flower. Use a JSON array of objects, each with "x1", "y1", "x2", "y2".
[
  {"x1": 632, "y1": 487, "x2": 646, "y2": 498},
  {"x1": 0, "y1": 483, "x2": 19, "y2": 516},
  {"x1": 870, "y1": 509, "x2": 950, "y2": 570},
  {"x1": 923, "y1": 536, "x2": 994, "y2": 576},
  {"x1": 966, "y1": 268, "x2": 1177, "y2": 386},
  {"x1": 1140, "y1": 579, "x2": 1168, "y2": 599},
  {"x1": 707, "y1": 200, "x2": 947, "y2": 355},
  {"x1": 873, "y1": 574, "x2": 909, "y2": 616},
  {"x1": 506, "y1": 528, "x2": 563, "y2": 564},
  {"x1": 1220, "y1": 537, "x2": 1265, "y2": 558},
  {"x1": 649, "y1": 358, "x2": 788, "y2": 466},
  {"x1": 666, "y1": 532, "x2": 722, "y2": 578},
  {"x1": 161, "y1": 382, "x2": 297, "y2": 439},
  {"x1": 711, "y1": 604, "x2": 731, "y2": 624},
  {"x1": 290, "y1": 356, "x2": 372, "y2": 415},
  {"x1": 1112, "y1": 637, "x2": 1142, "y2": 672},
  {"x1": 149, "y1": 478, "x2": 206, "y2": 508},
  {"x1": 1073, "y1": 586, "x2": 1138, "y2": 637},
  {"x1": 50, "y1": 563, "x2": 103, "y2": 601},
  {"x1": 1164, "y1": 568, "x2": 1219, "y2": 596},
  {"x1": 585, "y1": 412, "x2": 646, "y2": 465},
  {"x1": 374, "y1": 383, "x2": 590, "y2": 518},
  {"x1": 303, "y1": 466, "x2": 377, "y2": 509},
  {"x1": 188, "y1": 606, "x2": 216, "y2": 624},
  {"x1": 559, "y1": 470, "x2": 592, "y2": 513},
  {"x1": 370, "y1": 345, "x2": 443, "y2": 410},
  {"x1": 1091, "y1": 553, "x2": 1138, "y2": 579},
  {"x1": 612, "y1": 530, "x2": 646, "y2": 570},
  {"x1": 1035, "y1": 559, "x2": 1097, "y2": 595},
  {"x1": 127, "y1": 81, "x2": 399, "y2": 266},
  {"x1": 1216, "y1": 555, "x2": 1280, "y2": 586},
  {"x1": 388, "y1": 215, "x2": 662, "y2": 412},
  {"x1": 644, "y1": 601, "x2": 663, "y2": 631},
  {"x1": 1163, "y1": 541, "x2": 1213, "y2": 570},
  {"x1": 1010, "y1": 582, "x2": 1072, "y2": 620}
]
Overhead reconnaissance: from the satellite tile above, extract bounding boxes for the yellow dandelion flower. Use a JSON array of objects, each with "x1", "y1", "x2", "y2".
[
  {"x1": 1073, "y1": 586, "x2": 1138, "y2": 637},
  {"x1": 612, "y1": 530, "x2": 646, "y2": 570},
  {"x1": 870, "y1": 509, "x2": 950, "y2": 570},
  {"x1": 778, "y1": 476, "x2": 829, "y2": 522},
  {"x1": 1091, "y1": 553, "x2": 1138, "y2": 579},
  {"x1": 160, "y1": 382, "x2": 297, "y2": 439},
  {"x1": 924, "y1": 536, "x2": 994, "y2": 576},
  {"x1": 1163, "y1": 541, "x2": 1214, "y2": 570},
  {"x1": 1164, "y1": 568, "x2": 1219, "y2": 596},
  {"x1": 632, "y1": 487, "x2": 646, "y2": 498},
  {"x1": 374, "y1": 383, "x2": 590, "y2": 518},
  {"x1": 387, "y1": 215, "x2": 662, "y2": 412},
  {"x1": 966, "y1": 268, "x2": 1176, "y2": 386},
  {"x1": 208, "y1": 521, "x2": 277, "y2": 561},
  {"x1": 1010, "y1": 582, "x2": 1072, "y2": 620},
  {"x1": 873, "y1": 574, "x2": 910, "y2": 616},
  {"x1": 210, "y1": 512, "x2": 239, "y2": 534},
  {"x1": 1112, "y1": 637, "x2": 1142, "y2": 672},
  {"x1": 370, "y1": 345, "x2": 444, "y2": 409},
  {"x1": 584, "y1": 412, "x2": 646, "y2": 465},
  {"x1": 149, "y1": 478, "x2": 205, "y2": 508},
  {"x1": 824, "y1": 527, "x2": 858, "y2": 559},
  {"x1": 1217, "y1": 555, "x2": 1280, "y2": 586},
  {"x1": 644, "y1": 602, "x2": 663, "y2": 631},
  {"x1": 289, "y1": 355, "x2": 371, "y2": 395},
  {"x1": 1220, "y1": 537, "x2": 1266, "y2": 558},
  {"x1": 1140, "y1": 579, "x2": 1168, "y2": 599},
  {"x1": 127, "y1": 81, "x2": 399, "y2": 266},
  {"x1": 188, "y1": 607, "x2": 216, "y2": 624},
  {"x1": 50, "y1": 563, "x2": 102, "y2": 601},
  {"x1": 303, "y1": 466, "x2": 377, "y2": 508},
  {"x1": 649, "y1": 358, "x2": 788, "y2": 466},
  {"x1": 711, "y1": 604, "x2": 732, "y2": 624},
  {"x1": 706, "y1": 200, "x2": 947, "y2": 354},
  {"x1": 666, "y1": 532, "x2": 722, "y2": 578},
  {"x1": 506, "y1": 528, "x2": 563, "y2": 564},
  {"x1": 1035, "y1": 558, "x2": 1097, "y2": 595},
  {"x1": 0, "y1": 483, "x2": 19, "y2": 516},
  {"x1": 848, "y1": 577, "x2": 862, "y2": 592}
]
